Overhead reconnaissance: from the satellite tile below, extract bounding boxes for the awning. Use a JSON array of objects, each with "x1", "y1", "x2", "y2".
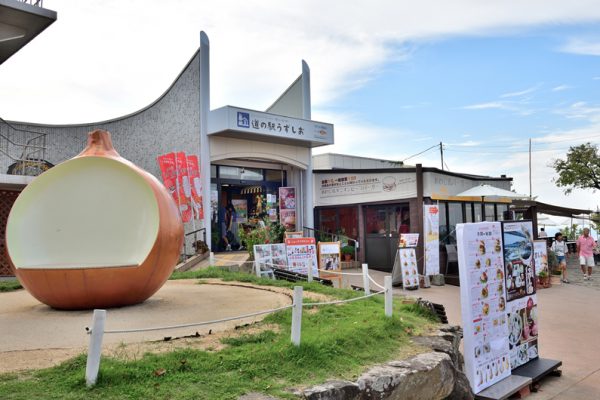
[
  {"x1": 455, "y1": 184, "x2": 529, "y2": 200},
  {"x1": 512, "y1": 199, "x2": 592, "y2": 218}
]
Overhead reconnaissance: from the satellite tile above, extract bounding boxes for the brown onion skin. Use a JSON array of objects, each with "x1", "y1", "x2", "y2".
[{"x1": 7, "y1": 130, "x2": 184, "y2": 310}]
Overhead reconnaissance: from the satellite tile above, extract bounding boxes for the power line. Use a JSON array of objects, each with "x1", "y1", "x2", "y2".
[{"x1": 402, "y1": 144, "x2": 440, "y2": 162}]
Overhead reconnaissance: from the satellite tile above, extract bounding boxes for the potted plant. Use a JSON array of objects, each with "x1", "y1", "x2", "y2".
[
  {"x1": 341, "y1": 245, "x2": 354, "y2": 261},
  {"x1": 537, "y1": 270, "x2": 550, "y2": 289}
]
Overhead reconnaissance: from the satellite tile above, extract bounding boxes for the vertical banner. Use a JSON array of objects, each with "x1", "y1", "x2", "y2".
[
  {"x1": 457, "y1": 222, "x2": 511, "y2": 394},
  {"x1": 279, "y1": 187, "x2": 297, "y2": 231},
  {"x1": 186, "y1": 155, "x2": 204, "y2": 220},
  {"x1": 285, "y1": 237, "x2": 318, "y2": 276},
  {"x1": 175, "y1": 152, "x2": 193, "y2": 223},
  {"x1": 533, "y1": 240, "x2": 548, "y2": 276},
  {"x1": 157, "y1": 153, "x2": 178, "y2": 204},
  {"x1": 424, "y1": 204, "x2": 440, "y2": 275}
]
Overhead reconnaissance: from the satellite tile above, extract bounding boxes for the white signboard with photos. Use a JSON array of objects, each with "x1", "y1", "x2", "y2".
[{"x1": 457, "y1": 222, "x2": 511, "y2": 394}]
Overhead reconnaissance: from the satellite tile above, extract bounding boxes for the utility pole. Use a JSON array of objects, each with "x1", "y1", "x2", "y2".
[
  {"x1": 529, "y1": 138, "x2": 532, "y2": 199},
  {"x1": 440, "y1": 142, "x2": 444, "y2": 171}
]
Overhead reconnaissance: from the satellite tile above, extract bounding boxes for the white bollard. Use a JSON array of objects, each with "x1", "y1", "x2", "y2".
[
  {"x1": 307, "y1": 260, "x2": 313, "y2": 282},
  {"x1": 85, "y1": 309, "x2": 106, "y2": 387},
  {"x1": 385, "y1": 276, "x2": 393, "y2": 317},
  {"x1": 209, "y1": 251, "x2": 215, "y2": 265},
  {"x1": 362, "y1": 263, "x2": 371, "y2": 295},
  {"x1": 255, "y1": 260, "x2": 261, "y2": 278},
  {"x1": 291, "y1": 286, "x2": 303, "y2": 346}
]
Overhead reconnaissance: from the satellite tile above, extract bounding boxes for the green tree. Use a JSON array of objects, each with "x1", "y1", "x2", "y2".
[{"x1": 553, "y1": 143, "x2": 600, "y2": 194}]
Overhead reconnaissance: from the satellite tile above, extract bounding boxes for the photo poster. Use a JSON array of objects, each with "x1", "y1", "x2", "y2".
[
  {"x1": 232, "y1": 199, "x2": 248, "y2": 223},
  {"x1": 502, "y1": 221, "x2": 536, "y2": 302},
  {"x1": 318, "y1": 242, "x2": 342, "y2": 284},
  {"x1": 279, "y1": 187, "x2": 297, "y2": 231},
  {"x1": 457, "y1": 222, "x2": 511, "y2": 394},
  {"x1": 268, "y1": 208, "x2": 278, "y2": 222},
  {"x1": 285, "y1": 237, "x2": 319, "y2": 276},
  {"x1": 424, "y1": 204, "x2": 440, "y2": 276},
  {"x1": 399, "y1": 233, "x2": 419, "y2": 248},
  {"x1": 254, "y1": 244, "x2": 273, "y2": 271},
  {"x1": 398, "y1": 248, "x2": 420, "y2": 289},
  {"x1": 186, "y1": 155, "x2": 204, "y2": 220},
  {"x1": 533, "y1": 240, "x2": 548, "y2": 276},
  {"x1": 507, "y1": 295, "x2": 539, "y2": 370},
  {"x1": 271, "y1": 243, "x2": 288, "y2": 269}
]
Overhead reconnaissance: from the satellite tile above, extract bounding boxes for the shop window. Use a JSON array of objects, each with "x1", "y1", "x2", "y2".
[
  {"x1": 474, "y1": 203, "x2": 483, "y2": 222},
  {"x1": 317, "y1": 207, "x2": 358, "y2": 244},
  {"x1": 318, "y1": 209, "x2": 337, "y2": 236},
  {"x1": 485, "y1": 204, "x2": 495, "y2": 222},
  {"x1": 219, "y1": 166, "x2": 263, "y2": 181},
  {"x1": 265, "y1": 169, "x2": 286, "y2": 183},
  {"x1": 465, "y1": 203, "x2": 473, "y2": 223},
  {"x1": 339, "y1": 207, "x2": 358, "y2": 239},
  {"x1": 496, "y1": 204, "x2": 508, "y2": 221},
  {"x1": 439, "y1": 202, "x2": 448, "y2": 243},
  {"x1": 448, "y1": 203, "x2": 463, "y2": 243},
  {"x1": 366, "y1": 207, "x2": 387, "y2": 234},
  {"x1": 211, "y1": 165, "x2": 217, "y2": 178}
]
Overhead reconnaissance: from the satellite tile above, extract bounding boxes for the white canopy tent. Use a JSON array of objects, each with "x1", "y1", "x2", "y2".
[{"x1": 455, "y1": 184, "x2": 530, "y2": 200}]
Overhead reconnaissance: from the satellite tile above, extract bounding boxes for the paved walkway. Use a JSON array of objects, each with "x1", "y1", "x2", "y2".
[{"x1": 343, "y1": 261, "x2": 600, "y2": 400}]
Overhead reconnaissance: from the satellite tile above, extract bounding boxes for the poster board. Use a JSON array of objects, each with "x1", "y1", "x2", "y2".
[
  {"x1": 279, "y1": 187, "x2": 297, "y2": 231},
  {"x1": 285, "y1": 237, "x2": 318, "y2": 276},
  {"x1": 533, "y1": 240, "x2": 548, "y2": 276},
  {"x1": 232, "y1": 199, "x2": 248, "y2": 223},
  {"x1": 424, "y1": 204, "x2": 440, "y2": 275},
  {"x1": 457, "y1": 222, "x2": 511, "y2": 394},
  {"x1": 502, "y1": 221, "x2": 536, "y2": 302},
  {"x1": 271, "y1": 243, "x2": 287, "y2": 268},
  {"x1": 507, "y1": 295, "x2": 539, "y2": 369},
  {"x1": 392, "y1": 247, "x2": 419, "y2": 289},
  {"x1": 254, "y1": 244, "x2": 273, "y2": 271},
  {"x1": 318, "y1": 242, "x2": 342, "y2": 284},
  {"x1": 399, "y1": 233, "x2": 419, "y2": 248}
]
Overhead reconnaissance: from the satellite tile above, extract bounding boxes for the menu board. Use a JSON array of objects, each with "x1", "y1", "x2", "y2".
[
  {"x1": 457, "y1": 222, "x2": 511, "y2": 394},
  {"x1": 507, "y1": 295, "x2": 539, "y2": 369},
  {"x1": 502, "y1": 221, "x2": 536, "y2": 302},
  {"x1": 533, "y1": 240, "x2": 548, "y2": 276},
  {"x1": 318, "y1": 242, "x2": 342, "y2": 282},
  {"x1": 279, "y1": 187, "x2": 297, "y2": 231},
  {"x1": 285, "y1": 237, "x2": 318, "y2": 276},
  {"x1": 398, "y1": 248, "x2": 420, "y2": 289},
  {"x1": 399, "y1": 233, "x2": 420, "y2": 248}
]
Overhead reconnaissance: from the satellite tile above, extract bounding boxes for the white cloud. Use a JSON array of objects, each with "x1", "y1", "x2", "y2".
[
  {"x1": 463, "y1": 102, "x2": 511, "y2": 110},
  {"x1": 560, "y1": 38, "x2": 600, "y2": 56},
  {"x1": 500, "y1": 85, "x2": 539, "y2": 98},
  {"x1": 551, "y1": 84, "x2": 572, "y2": 92},
  {"x1": 3, "y1": 0, "x2": 600, "y2": 123}
]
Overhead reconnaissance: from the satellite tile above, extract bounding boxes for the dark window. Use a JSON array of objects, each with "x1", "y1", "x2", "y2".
[
  {"x1": 465, "y1": 203, "x2": 473, "y2": 223},
  {"x1": 448, "y1": 203, "x2": 463, "y2": 243},
  {"x1": 485, "y1": 203, "x2": 495, "y2": 222}
]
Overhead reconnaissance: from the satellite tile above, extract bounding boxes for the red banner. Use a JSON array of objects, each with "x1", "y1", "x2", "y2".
[
  {"x1": 157, "y1": 152, "x2": 177, "y2": 204},
  {"x1": 175, "y1": 152, "x2": 193, "y2": 223},
  {"x1": 187, "y1": 155, "x2": 204, "y2": 220}
]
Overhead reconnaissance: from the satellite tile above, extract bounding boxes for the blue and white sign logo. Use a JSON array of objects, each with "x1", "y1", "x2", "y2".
[{"x1": 237, "y1": 112, "x2": 250, "y2": 128}]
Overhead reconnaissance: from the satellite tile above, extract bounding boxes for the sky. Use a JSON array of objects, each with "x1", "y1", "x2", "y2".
[{"x1": 2, "y1": 0, "x2": 600, "y2": 212}]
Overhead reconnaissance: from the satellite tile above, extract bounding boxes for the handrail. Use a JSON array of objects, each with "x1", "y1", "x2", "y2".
[{"x1": 182, "y1": 228, "x2": 207, "y2": 260}]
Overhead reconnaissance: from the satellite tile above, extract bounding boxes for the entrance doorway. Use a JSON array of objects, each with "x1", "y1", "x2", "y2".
[{"x1": 364, "y1": 204, "x2": 410, "y2": 271}]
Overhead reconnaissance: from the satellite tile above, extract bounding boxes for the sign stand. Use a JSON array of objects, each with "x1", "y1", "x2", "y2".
[
  {"x1": 391, "y1": 247, "x2": 419, "y2": 291},
  {"x1": 474, "y1": 375, "x2": 532, "y2": 400},
  {"x1": 511, "y1": 358, "x2": 562, "y2": 389}
]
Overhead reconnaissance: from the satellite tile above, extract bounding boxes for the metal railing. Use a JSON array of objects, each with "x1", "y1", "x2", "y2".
[
  {"x1": 182, "y1": 228, "x2": 207, "y2": 261},
  {"x1": 302, "y1": 226, "x2": 359, "y2": 261},
  {"x1": 0, "y1": 117, "x2": 49, "y2": 176},
  {"x1": 20, "y1": 0, "x2": 44, "y2": 7}
]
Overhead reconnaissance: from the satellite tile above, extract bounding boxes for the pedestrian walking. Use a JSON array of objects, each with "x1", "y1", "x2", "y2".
[
  {"x1": 576, "y1": 228, "x2": 595, "y2": 280},
  {"x1": 551, "y1": 232, "x2": 569, "y2": 283}
]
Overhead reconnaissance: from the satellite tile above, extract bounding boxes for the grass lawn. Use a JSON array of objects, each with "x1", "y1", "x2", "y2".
[
  {"x1": 0, "y1": 279, "x2": 22, "y2": 292},
  {"x1": 0, "y1": 268, "x2": 438, "y2": 400}
]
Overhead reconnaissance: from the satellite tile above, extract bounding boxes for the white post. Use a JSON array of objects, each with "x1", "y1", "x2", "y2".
[
  {"x1": 307, "y1": 259, "x2": 313, "y2": 282},
  {"x1": 385, "y1": 276, "x2": 393, "y2": 317},
  {"x1": 291, "y1": 286, "x2": 303, "y2": 346},
  {"x1": 255, "y1": 260, "x2": 261, "y2": 278},
  {"x1": 362, "y1": 263, "x2": 370, "y2": 295},
  {"x1": 199, "y1": 31, "x2": 212, "y2": 252},
  {"x1": 209, "y1": 251, "x2": 215, "y2": 265},
  {"x1": 85, "y1": 309, "x2": 106, "y2": 387}
]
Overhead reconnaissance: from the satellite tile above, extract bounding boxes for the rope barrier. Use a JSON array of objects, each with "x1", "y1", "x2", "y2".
[
  {"x1": 303, "y1": 289, "x2": 386, "y2": 307},
  {"x1": 315, "y1": 268, "x2": 363, "y2": 276},
  {"x1": 368, "y1": 275, "x2": 386, "y2": 290},
  {"x1": 91, "y1": 304, "x2": 294, "y2": 335}
]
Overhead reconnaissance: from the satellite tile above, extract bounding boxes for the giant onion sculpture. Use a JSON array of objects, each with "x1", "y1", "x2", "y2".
[{"x1": 6, "y1": 130, "x2": 184, "y2": 309}]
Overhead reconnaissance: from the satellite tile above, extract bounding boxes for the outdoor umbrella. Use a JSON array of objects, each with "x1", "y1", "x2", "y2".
[{"x1": 455, "y1": 184, "x2": 529, "y2": 200}]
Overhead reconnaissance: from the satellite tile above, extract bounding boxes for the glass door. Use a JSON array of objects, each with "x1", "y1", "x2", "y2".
[{"x1": 364, "y1": 204, "x2": 408, "y2": 271}]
